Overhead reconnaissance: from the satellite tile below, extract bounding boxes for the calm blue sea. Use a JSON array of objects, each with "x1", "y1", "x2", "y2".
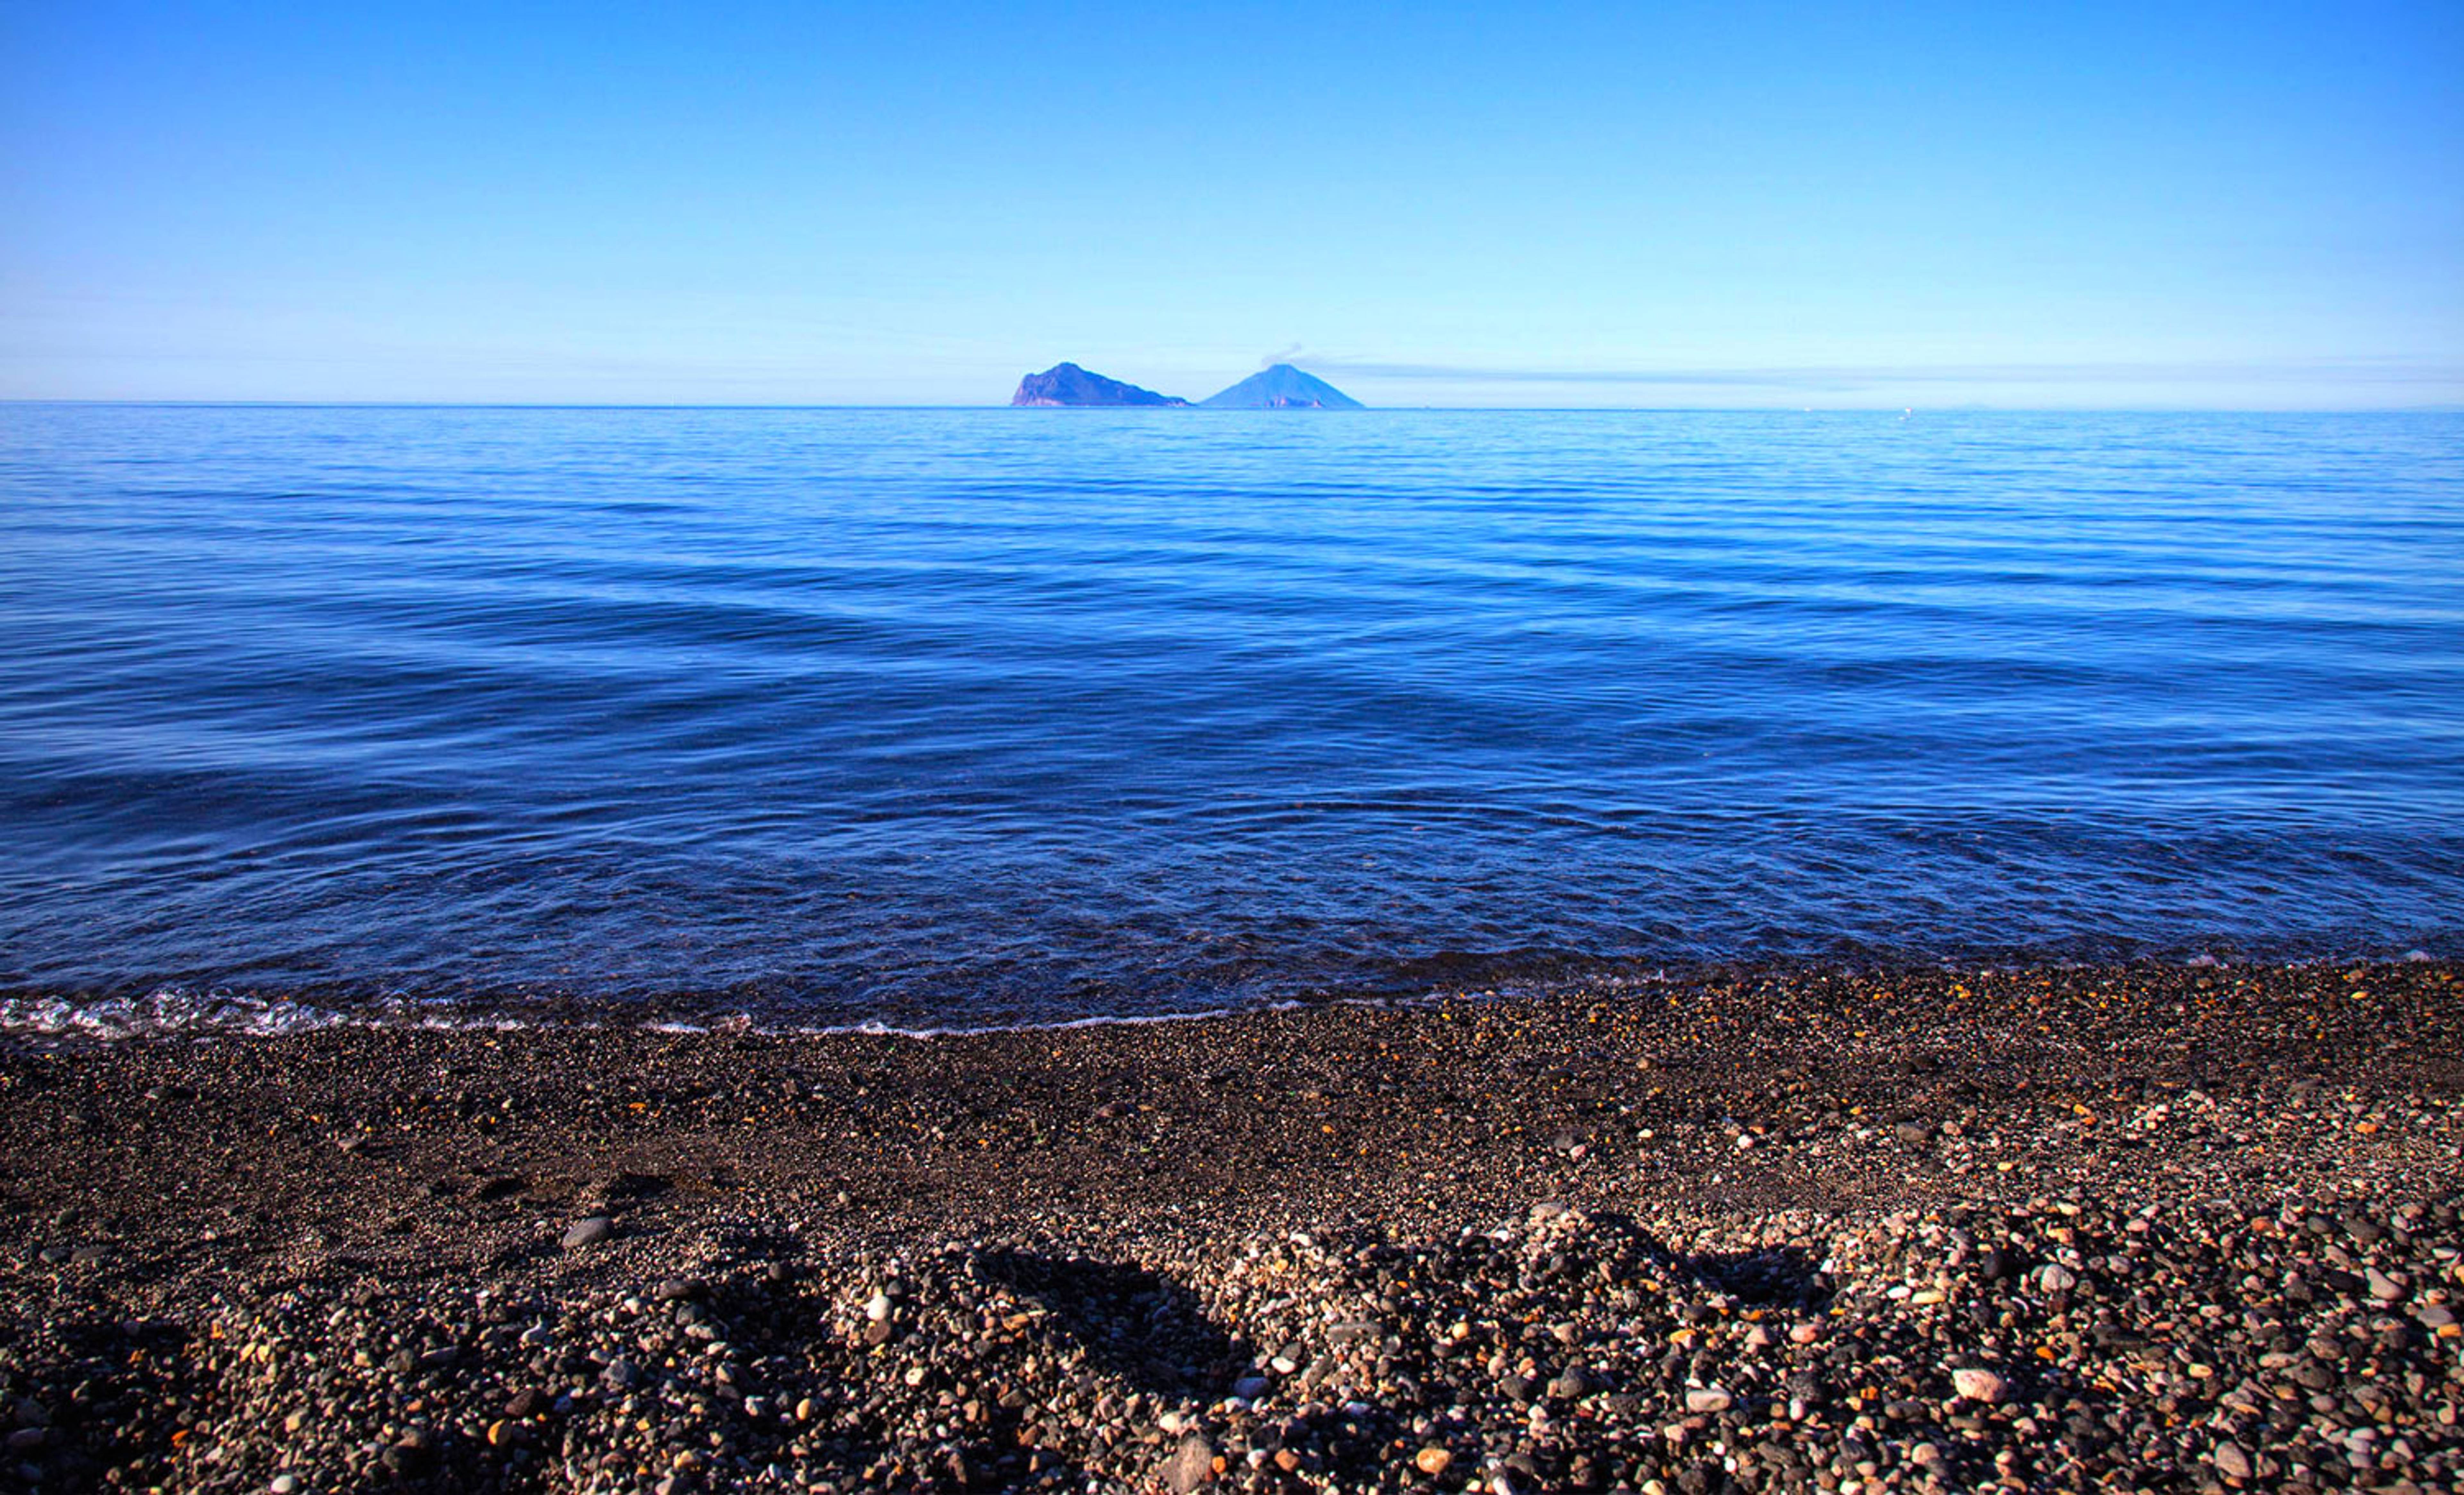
[{"x1": 2, "y1": 406, "x2": 2459, "y2": 1032}]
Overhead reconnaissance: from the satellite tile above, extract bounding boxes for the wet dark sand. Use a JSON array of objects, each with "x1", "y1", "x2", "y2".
[{"x1": 3, "y1": 961, "x2": 2460, "y2": 1493}]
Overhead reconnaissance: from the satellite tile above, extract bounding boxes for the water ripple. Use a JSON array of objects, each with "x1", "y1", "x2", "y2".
[{"x1": 1, "y1": 407, "x2": 2458, "y2": 1026}]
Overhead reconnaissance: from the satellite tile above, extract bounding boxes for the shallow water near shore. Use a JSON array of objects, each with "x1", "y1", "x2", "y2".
[{"x1": 2, "y1": 406, "x2": 2460, "y2": 1029}]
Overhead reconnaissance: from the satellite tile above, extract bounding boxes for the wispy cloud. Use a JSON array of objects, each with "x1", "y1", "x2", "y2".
[{"x1": 1302, "y1": 357, "x2": 2463, "y2": 391}]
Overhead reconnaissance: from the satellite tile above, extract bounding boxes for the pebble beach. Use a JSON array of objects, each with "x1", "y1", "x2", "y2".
[{"x1": 4, "y1": 960, "x2": 2460, "y2": 1494}]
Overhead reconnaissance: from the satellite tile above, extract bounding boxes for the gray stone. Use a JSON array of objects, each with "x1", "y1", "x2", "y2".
[
  {"x1": 1163, "y1": 1432, "x2": 1215, "y2": 1493},
  {"x1": 560, "y1": 1216, "x2": 614, "y2": 1250}
]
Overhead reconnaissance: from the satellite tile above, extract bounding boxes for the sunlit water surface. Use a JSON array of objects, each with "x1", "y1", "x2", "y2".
[{"x1": 2, "y1": 407, "x2": 2458, "y2": 1030}]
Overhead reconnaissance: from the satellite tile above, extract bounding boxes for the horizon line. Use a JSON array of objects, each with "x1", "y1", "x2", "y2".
[{"x1": 4, "y1": 400, "x2": 2462, "y2": 415}]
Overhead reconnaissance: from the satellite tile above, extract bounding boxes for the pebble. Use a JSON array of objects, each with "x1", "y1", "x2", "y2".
[
  {"x1": 1684, "y1": 1386, "x2": 1733, "y2": 1413},
  {"x1": 559, "y1": 1215, "x2": 613, "y2": 1250},
  {"x1": 1951, "y1": 1366, "x2": 2010, "y2": 1403},
  {"x1": 2215, "y1": 1440, "x2": 2256, "y2": 1480}
]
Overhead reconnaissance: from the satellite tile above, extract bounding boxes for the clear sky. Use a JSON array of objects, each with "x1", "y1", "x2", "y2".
[{"x1": 3, "y1": 1, "x2": 2459, "y2": 407}]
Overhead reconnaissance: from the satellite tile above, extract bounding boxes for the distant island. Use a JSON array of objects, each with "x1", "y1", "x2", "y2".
[
  {"x1": 1010, "y1": 361, "x2": 1362, "y2": 409},
  {"x1": 1010, "y1": 362, "x2": 1189, "y2": 407},
  {"x1": 1198, "y1": 363, "x2": 1364, "y2": 409}
]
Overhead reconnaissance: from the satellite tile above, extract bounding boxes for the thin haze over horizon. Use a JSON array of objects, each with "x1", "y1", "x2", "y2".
[{"x1": 3, "y1": 1, "x2": 2459, "y2": 408}]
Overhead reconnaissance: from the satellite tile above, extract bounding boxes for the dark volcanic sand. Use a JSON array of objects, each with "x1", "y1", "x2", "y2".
[{"x1": 3, "y1": 962, "x2": 2460, "y2": 1494}]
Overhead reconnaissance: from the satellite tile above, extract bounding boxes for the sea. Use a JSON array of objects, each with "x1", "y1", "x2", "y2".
[{"x1": 2, "y1": 405, "x2": 2459, "y2": 1035}]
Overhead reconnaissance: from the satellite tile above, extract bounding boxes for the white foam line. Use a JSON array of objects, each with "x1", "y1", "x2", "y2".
[
  {"x1": 0, "y1": 987, "x2": 1412, "y2": 1043},
  {"x1": 0, "y1": 975, "x2": 1629, "y2": 1041},
  {"x1": 6, "y1": 953, "x2": 2437, "y2": 1042},
  {"x1": 0, "y1": 967, "x2": 1858, "y2": 1043},
  {"x1": 0, "y1": 991, "x2": 554, "y2": 1041}
]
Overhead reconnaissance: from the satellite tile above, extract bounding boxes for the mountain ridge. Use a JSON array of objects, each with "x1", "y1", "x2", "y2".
[{"x1": 1009, "y1": 361, "x2": 1364, "y2": 408}]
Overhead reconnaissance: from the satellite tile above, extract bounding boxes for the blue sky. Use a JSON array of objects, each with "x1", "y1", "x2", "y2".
[{"x1": 3, "y1": 1, "x2": 2458, "y2": 406}]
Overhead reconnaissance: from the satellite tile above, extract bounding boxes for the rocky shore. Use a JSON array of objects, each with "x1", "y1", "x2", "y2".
[{"x1": 3, "y1": 961, "x2": 2459, "y2": 1493}]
